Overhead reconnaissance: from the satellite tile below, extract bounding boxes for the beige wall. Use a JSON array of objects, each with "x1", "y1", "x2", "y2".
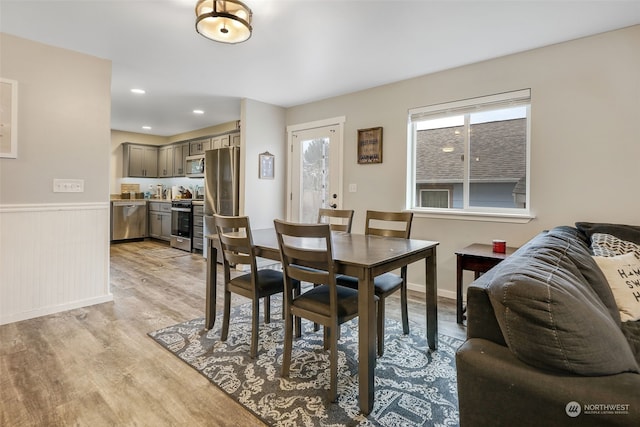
[
  {"x1": 0, "y1": 33, "x2": 111, "y2": 204},
  {"x1": 0, "y1": 33, "x2": 112, "y2": 323},
  {"x1": 240, "y1": 99, "x2": 286, "y2": 229},
  {"x1": 285, "y1": 25, "x2": 640, "y2": 297}
]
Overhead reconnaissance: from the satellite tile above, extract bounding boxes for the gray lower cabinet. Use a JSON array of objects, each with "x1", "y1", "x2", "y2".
[
  {"x1": 148, "y1": 202, "x2": 171, "y2": 241},
  {"x1": 192, "y1": 204, "x2": 204, "y2": 251}
]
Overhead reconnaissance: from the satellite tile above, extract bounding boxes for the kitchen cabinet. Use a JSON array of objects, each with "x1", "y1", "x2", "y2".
[
  {"x1": 148, "y1": 201, "x2": 171, "y2": 241},
  {"x1": 158, "y1": 145, "x2": 174, "y2": 177},
  {"x1": 230, "y1": 132, "x2": 240, "y2": 147},
  {"x1": 189, "y1": 138, "x2": 211, "y2": 155},
  {"x1": 211, "y1": 134, "x2": 230, "y2": 149},
  {"x1": 123, "y1": 143, "x2": 158, "y2": 178},
  {"x1": 173, "y1": 142, "x2": 189, "y2": 177},
  {"x1": 192, "y1": 203, "x2": 204, "y2": 251}
]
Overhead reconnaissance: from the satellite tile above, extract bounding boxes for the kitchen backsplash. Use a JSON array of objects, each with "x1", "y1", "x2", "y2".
[{"x1": 114, "y1": 176, "x2": 205, "y2": 199}]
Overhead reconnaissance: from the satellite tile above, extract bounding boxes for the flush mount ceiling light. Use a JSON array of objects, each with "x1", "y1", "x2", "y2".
[{"x1": 195, "y1": 0, "x2": 252, "y2": 44}]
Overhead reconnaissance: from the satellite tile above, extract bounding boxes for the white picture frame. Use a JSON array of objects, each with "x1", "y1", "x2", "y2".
[
  {"x1": 0, "y1": 78, "x2": 18, "y2": 158},
  {"x1": 259, "y1": 151, "x2": 275, "y2": 179}
]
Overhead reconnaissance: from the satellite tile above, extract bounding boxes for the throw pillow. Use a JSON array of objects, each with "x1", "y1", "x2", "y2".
[
  {"x1": 593, "y1": 252, "x2": 640, "y2": 322},
  {"x1": 576, "y1": 222, "x2": 640, "y2": 245},
  {"x1": 591, "y1": 233, "x2": 640, "y2": 259}
]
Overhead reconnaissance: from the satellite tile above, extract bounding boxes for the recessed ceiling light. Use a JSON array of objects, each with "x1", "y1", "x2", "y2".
[
  {"x1": 142, "y1": 126, "x2": 152, "y2": 130},
  {"x1": 193, "y1": 109, "x2": 204, "y2": 114},
  {"x1": 131, "y1": 88, "x2": 146, "y2": 94},
  {"x1": 442, "y1": 147, "x2": 454, "y2": 153}
]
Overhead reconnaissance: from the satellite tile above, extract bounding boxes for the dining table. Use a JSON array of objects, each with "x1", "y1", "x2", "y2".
[{"x1": 205, "y1": 228, "x2": 439, "y2": 415}]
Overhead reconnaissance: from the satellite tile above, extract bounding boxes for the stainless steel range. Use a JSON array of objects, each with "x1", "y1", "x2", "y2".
[{"x1": 170, "y1": 200, "x2": 192, "y2": 251}]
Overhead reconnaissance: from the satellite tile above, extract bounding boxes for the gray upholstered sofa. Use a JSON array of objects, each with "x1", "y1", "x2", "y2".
[{"x1": 456, "y1": 223, "x2": 640, "y2": 427}]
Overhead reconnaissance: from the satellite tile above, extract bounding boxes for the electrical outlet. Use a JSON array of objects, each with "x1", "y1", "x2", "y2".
[{"x1": 53, "y1": 179, "x2": 84, "y2": 193}]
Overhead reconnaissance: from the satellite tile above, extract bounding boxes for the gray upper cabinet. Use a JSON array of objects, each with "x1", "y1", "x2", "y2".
[
  {"x1": 189, "y1": 138, "x2": 211, "y2": 155},
  {"x1": 158, "y1": 145, "x2": 174, "y2": 178},
  {"x1": 123, "y1": 143, "x2": 158, "y2": 177},
  {"x1": 173, "y1": 142, "x2": 189, "y2": 177}
]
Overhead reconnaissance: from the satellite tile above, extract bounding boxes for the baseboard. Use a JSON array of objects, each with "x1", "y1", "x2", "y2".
[{"x1": 408, "y1": 281, "x2": 456, "y2": 300}]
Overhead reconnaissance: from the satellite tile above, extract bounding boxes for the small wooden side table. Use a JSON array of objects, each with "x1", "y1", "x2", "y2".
[{"x1": 456, "y1": 243, "x2": 518, "y2": 324}]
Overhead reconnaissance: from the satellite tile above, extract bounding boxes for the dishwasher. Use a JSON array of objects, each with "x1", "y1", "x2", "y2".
[{"x1": 111, "y1": 200, "x2": 148, "y2": 241}]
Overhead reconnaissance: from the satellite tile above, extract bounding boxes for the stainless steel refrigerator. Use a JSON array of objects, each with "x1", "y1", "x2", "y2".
[{"x1": 203, "y1": 146, "x2": 240, "y2": 261}]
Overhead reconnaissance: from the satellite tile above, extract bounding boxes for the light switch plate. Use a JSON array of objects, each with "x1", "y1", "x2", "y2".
[
  {"x1": 349, "y1": 183, "x2": 357, "y2": 193},
  {"x1": 53, "y1": 179, "x2": 84, "y2": 193}
]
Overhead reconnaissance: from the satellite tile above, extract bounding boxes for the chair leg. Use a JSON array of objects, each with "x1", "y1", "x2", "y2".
[
  {"x1": 377, "y1": 296, "x2": 385, "y2": 357},
  {"x1": 282, "y1": 312, "x2": 293, "y2": 378},
  {"x1": 264, "y1": 295, "x2": 271, "y2": 324},
  {"x1": 313, "y1": 283, "x2": 320, "y2": 332},
  {"x1": 294, "y1": 282, "x2": 301, "y2": 338},
  {"x1": 221, "y1": 289, "x2": 232, "y2": 341},
  {"x1": 401, "y1": 282, "x2": 410, "y2": 335},
  {"x1": 250, "y1": 298, "x2": 259, "y2": 358},
  {"x1": 323, "y1": 326, "x2": 329, "y2": 350},
  {"x1": 328, "y1": 323, "x2": 338, "y2": 402}
]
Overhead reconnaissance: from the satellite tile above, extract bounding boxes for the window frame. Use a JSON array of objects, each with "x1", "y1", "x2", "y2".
[{"x1": 406, "y1": 89, "x2": 534, "y2": 223}]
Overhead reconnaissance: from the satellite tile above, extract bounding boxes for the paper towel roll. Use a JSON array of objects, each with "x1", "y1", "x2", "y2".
[{"x1": 172, "y1": 186, "x2": 179, "y2": 200}]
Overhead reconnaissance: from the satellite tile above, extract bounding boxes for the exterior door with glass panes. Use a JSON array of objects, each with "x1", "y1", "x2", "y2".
[{"x1": 289, "y1": 124, "x2": 343, "y2": 223}]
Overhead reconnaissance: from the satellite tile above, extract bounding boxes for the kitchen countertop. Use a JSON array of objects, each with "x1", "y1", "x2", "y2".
[{"x1": 110, "y1": 198, "x2": 204, "y2": 203}]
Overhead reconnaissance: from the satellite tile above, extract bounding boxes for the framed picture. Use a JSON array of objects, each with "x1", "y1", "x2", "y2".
[
  {"x1": 0, "y1": 78, "x2": 18, "y2": 158},
  {"x1": 357, "y1": 127, "x2": 382, "y2": 164},
  {"x1": 259, "y1": 151, "x2": 275, "y2": 179}
]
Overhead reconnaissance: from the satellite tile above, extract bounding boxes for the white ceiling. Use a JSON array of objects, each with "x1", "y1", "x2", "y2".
[{"x1": 2, "y1": 0, "x2": 639, "y2": 136}]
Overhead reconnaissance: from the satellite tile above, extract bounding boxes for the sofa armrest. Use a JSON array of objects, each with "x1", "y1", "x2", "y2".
[
  {"x1": 465, "y1": 273, "x2": 506, "y2": 346},
  {"x1": 456, "y1": 338, "x2": 640, "y2": 427}
]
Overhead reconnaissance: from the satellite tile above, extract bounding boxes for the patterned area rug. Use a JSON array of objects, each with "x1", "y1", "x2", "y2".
[{"x1": 149, "y1": 301, "x2": 462, "y2": 426}]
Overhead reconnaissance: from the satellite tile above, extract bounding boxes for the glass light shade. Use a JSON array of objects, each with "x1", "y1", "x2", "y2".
[{"x1": 195, "y1": 0, "x2": 252, "y2": 44}]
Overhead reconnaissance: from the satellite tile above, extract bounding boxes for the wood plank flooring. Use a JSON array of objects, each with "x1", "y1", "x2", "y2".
[{"x1": 0, "y1": 239, "x2": 466, "y2": 426}]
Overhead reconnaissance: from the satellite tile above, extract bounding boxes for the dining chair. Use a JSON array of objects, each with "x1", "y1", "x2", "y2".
[
  {"x1": 274, "y1": 219, "x2": 373, "y2": 402},
  {"x1": 336, "y1": 210, "x2": 414, "y2": 357},
  {"x1": 317, "y1": 208, "x2": 354, "y2": 233},
  {"x1": 214, "y1": 214, "x2": 297, "y2": 359}
]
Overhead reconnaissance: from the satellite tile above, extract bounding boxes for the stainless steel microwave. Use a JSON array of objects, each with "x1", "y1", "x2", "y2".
[{"x1": 185, "y1": 155, "x2": 205, "y2": 178}]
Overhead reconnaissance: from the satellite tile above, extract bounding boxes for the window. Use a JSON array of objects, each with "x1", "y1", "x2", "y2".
[{"x1": 407, "y1": 89, "x2": 531, "y2": 219}]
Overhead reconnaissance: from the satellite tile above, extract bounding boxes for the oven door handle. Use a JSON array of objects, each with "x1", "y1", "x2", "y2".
[{"x1": 171, "y1": 207, "x2": 191, "y2": 212}]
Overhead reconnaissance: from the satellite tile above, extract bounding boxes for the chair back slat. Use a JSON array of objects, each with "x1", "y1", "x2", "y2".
[
  {"x1": 365, "y1": 210, "x2": 413, "y2": 239},
  {"x1": 317, "y1": 208, "x2": 354, "y2": 233},
  {"x1": 214, "y1": 214, "x2": 257, "y2": 273},
  {"x1": 274, "y1": 220, "x2": 335, "y2": 287}
]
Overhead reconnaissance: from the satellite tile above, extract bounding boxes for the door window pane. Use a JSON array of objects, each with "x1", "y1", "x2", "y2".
[{"x1": 301, "y1": 137, "x2": 330, "y2": 223}]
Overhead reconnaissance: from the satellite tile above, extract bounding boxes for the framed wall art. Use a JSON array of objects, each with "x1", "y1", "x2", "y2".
[
  {"x1": 357, "y1": 126, "x2": 382, "y2": 164},
  {"x1": 0, "y1": 78, "x2": 18, "y2": 158},
  {"x1": 259, "y1": 151, "x2": 275, "y2": 179}
]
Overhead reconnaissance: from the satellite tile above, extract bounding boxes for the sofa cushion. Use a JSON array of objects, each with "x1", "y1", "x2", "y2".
[
  {"x1": 551, "y1": 227, "x2": 621, "y2": 325},
  {"x1": 593, "y1": 252, "x2": 640, "y2": 322},
  {"x1": 576, "y1": 221, "x2": 640, "y2": 245},
  {"x1": 591, "y1": 233, "x2": 640, "y2": 259},
  {"x1": 487, "y1": 227, "x2": 639, "y2": 376}
]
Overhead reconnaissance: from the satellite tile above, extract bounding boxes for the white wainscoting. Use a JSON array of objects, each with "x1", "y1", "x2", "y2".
[{"x1": 0, "y1": 203, "x2": 112, "y2": 325}]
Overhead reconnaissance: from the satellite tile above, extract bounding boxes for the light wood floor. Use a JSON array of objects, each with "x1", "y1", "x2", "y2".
[{"x1": 0, "y1": 239, "x2": 466, "y2": 426}]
